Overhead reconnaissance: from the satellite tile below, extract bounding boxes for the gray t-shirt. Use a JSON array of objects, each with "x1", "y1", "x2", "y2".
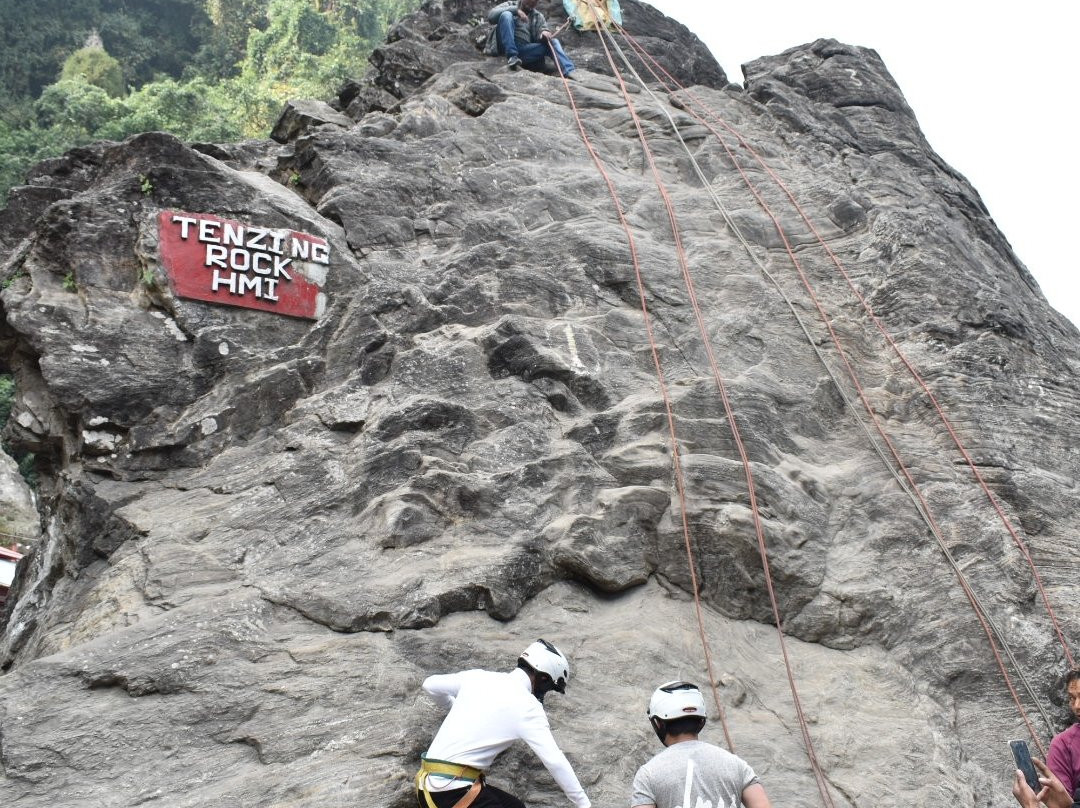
[{"x1": 631, "y1": 740, "x2": 760, "y2": 808}]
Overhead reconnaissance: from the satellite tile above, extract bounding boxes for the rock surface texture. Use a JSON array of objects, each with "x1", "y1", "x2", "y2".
[{"x1": 1, "y1": 2, "x2": 1078, "y2": 807}]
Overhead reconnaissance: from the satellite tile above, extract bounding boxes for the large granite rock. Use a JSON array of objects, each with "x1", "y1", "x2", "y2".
[{"x1": 1, "y1": 3, "x2": 1077, "y2": 807}]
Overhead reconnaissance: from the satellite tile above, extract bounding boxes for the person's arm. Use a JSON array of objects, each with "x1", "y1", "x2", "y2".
[
  {"x1": 1036, "y1": 758, "x2": 1075, "y2": 808},
  {"x1": 1014, "y1": 769, "x2": 1045, "y2": 808},
  {"x1": 422, "y1": 672, "x2": 463, "y2": 710},
  {"x1": 1047, "y1": 736, "x2": 1076, "y2": 797},
  {"x1": 629, "y1": 764, "x2": 654, "y2": 808},
  {"x1": 536, "y1": 10, "x2": 553, "y2": 38},
  {"x1": 519, "y1": 704, "x2": 591, "y2": 808},
  {"x1": 1012, "y1": 760, "x2": 1074, "y2": 808},
  {"x1": 741, "y1": 783, "x2": 772, "y2": 808},
  {"x1": 486, "y1": 1, "x2": 517, "y2": 24}
]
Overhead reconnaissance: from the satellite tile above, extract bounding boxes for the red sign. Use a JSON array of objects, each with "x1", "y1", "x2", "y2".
[{"x1": 159, "y1": 211, "x2": 329, "y2": 319}]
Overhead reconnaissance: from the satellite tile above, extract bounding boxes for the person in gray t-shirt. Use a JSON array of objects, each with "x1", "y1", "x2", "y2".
[{"x1": 631, "y1": 681, "x2": 772, "y2": 808}]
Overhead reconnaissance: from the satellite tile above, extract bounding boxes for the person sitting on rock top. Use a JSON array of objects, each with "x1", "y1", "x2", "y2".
[
  {"x1": 631, "y1": 681, "x2": 773, "y2": 808},
  {"x1": 416, "y1": 639, "x2": 590, "y2": 808},
  {"x1": 1048, "y1": 669, "x2": 1080, "y2": 800},
  {"x1": 486, "y1": 0, "x2": 577, "y2": 79}
]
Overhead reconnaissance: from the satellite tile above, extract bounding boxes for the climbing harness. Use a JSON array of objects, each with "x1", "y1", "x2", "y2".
[{"x1": 415, "y1": 758, "x2": 484, "y2": 808}]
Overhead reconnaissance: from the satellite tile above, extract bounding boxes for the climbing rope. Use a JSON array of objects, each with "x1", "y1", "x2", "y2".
[
  {"x1": 547, "y1": 34, "x2": 737, "y2": 755},
  {"x1": 605, "y1": 24, "x2": 1058, "y2": 747},
  {"x1": 614, "y1": 23, "x2": 1075, "y2": 674},
  {"x1": 557, "y1": 11, "x2": 838, "y2": 804}
]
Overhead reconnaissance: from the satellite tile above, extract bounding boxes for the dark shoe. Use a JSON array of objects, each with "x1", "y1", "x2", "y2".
[{"x1": 507, "y1": 55, "x2": 522, "y2": 70}]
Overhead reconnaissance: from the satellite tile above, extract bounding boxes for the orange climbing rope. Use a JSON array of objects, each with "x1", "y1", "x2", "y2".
[
  {"x1": 547, "y1": 36, "x2": 737, "y2": 755},
  {"x1": 606, "y1": 24, "x2": 1060, "y2": 750},
  {"x1": 552, "y1": 17, "x2": 838, "y2": 806},
  {"x1": 614, "y1": 23, "x2": 1075, "y2": 674}
]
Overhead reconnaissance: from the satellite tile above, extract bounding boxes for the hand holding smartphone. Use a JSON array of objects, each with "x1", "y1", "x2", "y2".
[{"x1": 1010, "y1": 739, "x2": 1041, "y2": 793}]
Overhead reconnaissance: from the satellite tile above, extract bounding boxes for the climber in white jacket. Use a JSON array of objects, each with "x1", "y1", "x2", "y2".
[{"x1": 416, "y1": 639, "x2": 591, "y2": 808}]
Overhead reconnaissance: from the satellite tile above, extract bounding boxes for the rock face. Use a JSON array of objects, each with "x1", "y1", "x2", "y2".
[
  {"x1": 1, "y1": 3, "x2": 1078, "y2": 807},
  {"x1": 0, "y1": 451, "x2": 38, "y2": 547}
]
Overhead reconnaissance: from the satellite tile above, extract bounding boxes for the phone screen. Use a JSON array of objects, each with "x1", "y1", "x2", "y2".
[{"x1": 1010, "y1": 739, "x2": 1040, "y2": 792}]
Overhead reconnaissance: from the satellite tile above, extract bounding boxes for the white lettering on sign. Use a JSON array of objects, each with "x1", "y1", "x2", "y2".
[
  {"x1": 170, "y1": 213, "x2": 326, "y2": 306},
  {"x1": 210, "y1": 270, "x2": 281, "y2": 302}
]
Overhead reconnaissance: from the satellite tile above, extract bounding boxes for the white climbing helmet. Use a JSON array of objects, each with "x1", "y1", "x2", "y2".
[
  {"x1": 519, "y1": 639, "x2": 570, "y2": 693},
  {"x1": 648, "y1": 680, "x2": 707, "y2": 721}
]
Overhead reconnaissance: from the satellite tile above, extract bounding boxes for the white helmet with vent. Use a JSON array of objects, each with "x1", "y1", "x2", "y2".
[
  {"x1": 519, "y1": 639, "x2": 570, "y2": 693},
  {"x1": 648, "y1": 680, "x2": 707, "y2": 721}
]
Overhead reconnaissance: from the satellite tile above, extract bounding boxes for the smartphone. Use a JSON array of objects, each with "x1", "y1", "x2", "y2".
[{"x1": 1010, "y1": 739, "x2": 1040, "y2": 792}]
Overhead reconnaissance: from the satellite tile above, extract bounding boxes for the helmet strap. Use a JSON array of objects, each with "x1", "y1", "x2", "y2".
[
  {"x1": 532, "y1": 672, "x2": 557, "y2": 704},
  {"x1": 650, "y1": 716, "x2": 668, "y2": 744}
]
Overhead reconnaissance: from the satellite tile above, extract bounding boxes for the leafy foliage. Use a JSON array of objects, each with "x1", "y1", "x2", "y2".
[
  {"x1": 0, "y1": 102, "x2": 85, "y2": 197},
  {"x1": 61, "y1": 46, "x2": 125, "y2": 98},
  {"x1": 195, "y1": 0, "x2": 272, "y2": 79},
  {"x1": 0, "y1": 374, "x2": 32, "y2": 489},
  {"x1": 0, "y1": 0, "x2": 423, "y2": 203},
  {"x1": 99, "y1": 78, "x2": 246, "y2": 143},
  {"x1": 0, "y1": 0, "x2": 210, "y2": 100},
  {"x1": 35, "y1": 80, "x2": 122, "y2": 133},
  {"x1": 0, "y1": 374, "x2": 12, "y2": 429}
]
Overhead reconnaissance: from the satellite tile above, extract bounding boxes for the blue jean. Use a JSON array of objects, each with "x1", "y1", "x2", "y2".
[{"x1": 495, "y1": 10, "x2": 576, "y2": 75}]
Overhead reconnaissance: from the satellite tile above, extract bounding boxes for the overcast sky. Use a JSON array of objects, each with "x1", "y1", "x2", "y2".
[{"x1": 641, "y1": 0, "x2": 1079, "y2": 329}]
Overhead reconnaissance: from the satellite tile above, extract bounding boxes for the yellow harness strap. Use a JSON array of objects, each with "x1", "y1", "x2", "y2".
[{"x1": 415, "y1": 758, "x2": 484, "y2": 808}]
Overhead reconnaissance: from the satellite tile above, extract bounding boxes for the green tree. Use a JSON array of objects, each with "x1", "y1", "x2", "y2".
[
  {"x1": 0, "y1": 0, "x2": 424, "y2": 202},
  {"x1": 61, "y1": 46, "x2": 125, "y2": 97},
  {"x1": 321, "y1": 0, "x2": 417, "y2": 39},
  {"x1": 0, "y1": 374, "x2": 37, "y2": 489},
  {"x1": 0, "y1": 0, "x2": 209, "y2": 101},
  {"x1": 99, "y1": 77, "x2": 244, "y2": 143},
  {"x1": 225, "y1": 0, "x2": 343, "y2": 135},
  {"x1": 0, "y1": 375, "x2": 13, "y2": 429},
  {"x1": 225, "y1": 0, "x2": 420, "y2": 135},
  {"x1": 35, "y1": 80, "x2": 121, "y2": 134},
  {"x1": 95, "y1": 0, "x2": 211, "y2": 87},
  {"x1": 194, "y1": 0, "x2": 270, "y2": 79},
  {"x1": 0, "y1": 0, "x2": 93, "y2": 101},
  {"x1": 0, "y1": 119, "x2": 69, "y2": 199},
  {"x1": 244, "y1": 0, "x2": 338, "y2": 82},
  {"x1": 0, "y1": 373, "x2": 33, "y2": 488}
]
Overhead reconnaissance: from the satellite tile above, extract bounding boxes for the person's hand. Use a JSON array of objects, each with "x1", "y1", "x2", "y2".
[
  {"x1": 1014, "y1": 769, "x2": 1043, "y2": 808},
  {"x1": 516, "y1": 8, "x2": 528, "y2": 20},
  {"x1": 1033, "y1": 758, "x2": 1073, "y2": 808},
  {"x1": 540, "y1": 29, "x2": 553, "y2": 39}
]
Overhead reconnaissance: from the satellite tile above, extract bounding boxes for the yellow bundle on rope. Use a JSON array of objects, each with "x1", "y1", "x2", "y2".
[{"x1": 562, "y1": 0, "x2": 622, "y2": 30}]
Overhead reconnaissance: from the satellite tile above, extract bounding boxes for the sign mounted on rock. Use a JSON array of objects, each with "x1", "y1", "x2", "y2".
[{"x1": 158, "y1": 210, "x2": 329, "y2": 320}]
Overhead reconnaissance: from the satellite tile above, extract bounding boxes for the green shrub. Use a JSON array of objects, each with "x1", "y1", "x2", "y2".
[
  {"x1": 35, "y1": 79, "x2": 121, "y2": 132},
  {"x1": 0, "y1": 0, "x2": 424, "y2": 203},
  {"x1": 0, "y1": 374, "x2": 13, "y2": 429},
  {"x1": 61, "y1": 46, "x2": 125, "y2": 98}
]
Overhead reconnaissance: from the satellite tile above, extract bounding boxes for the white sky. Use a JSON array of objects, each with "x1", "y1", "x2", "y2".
[{"x1": 644, "y1": 0, "x2": 1079, "y2": 329}]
